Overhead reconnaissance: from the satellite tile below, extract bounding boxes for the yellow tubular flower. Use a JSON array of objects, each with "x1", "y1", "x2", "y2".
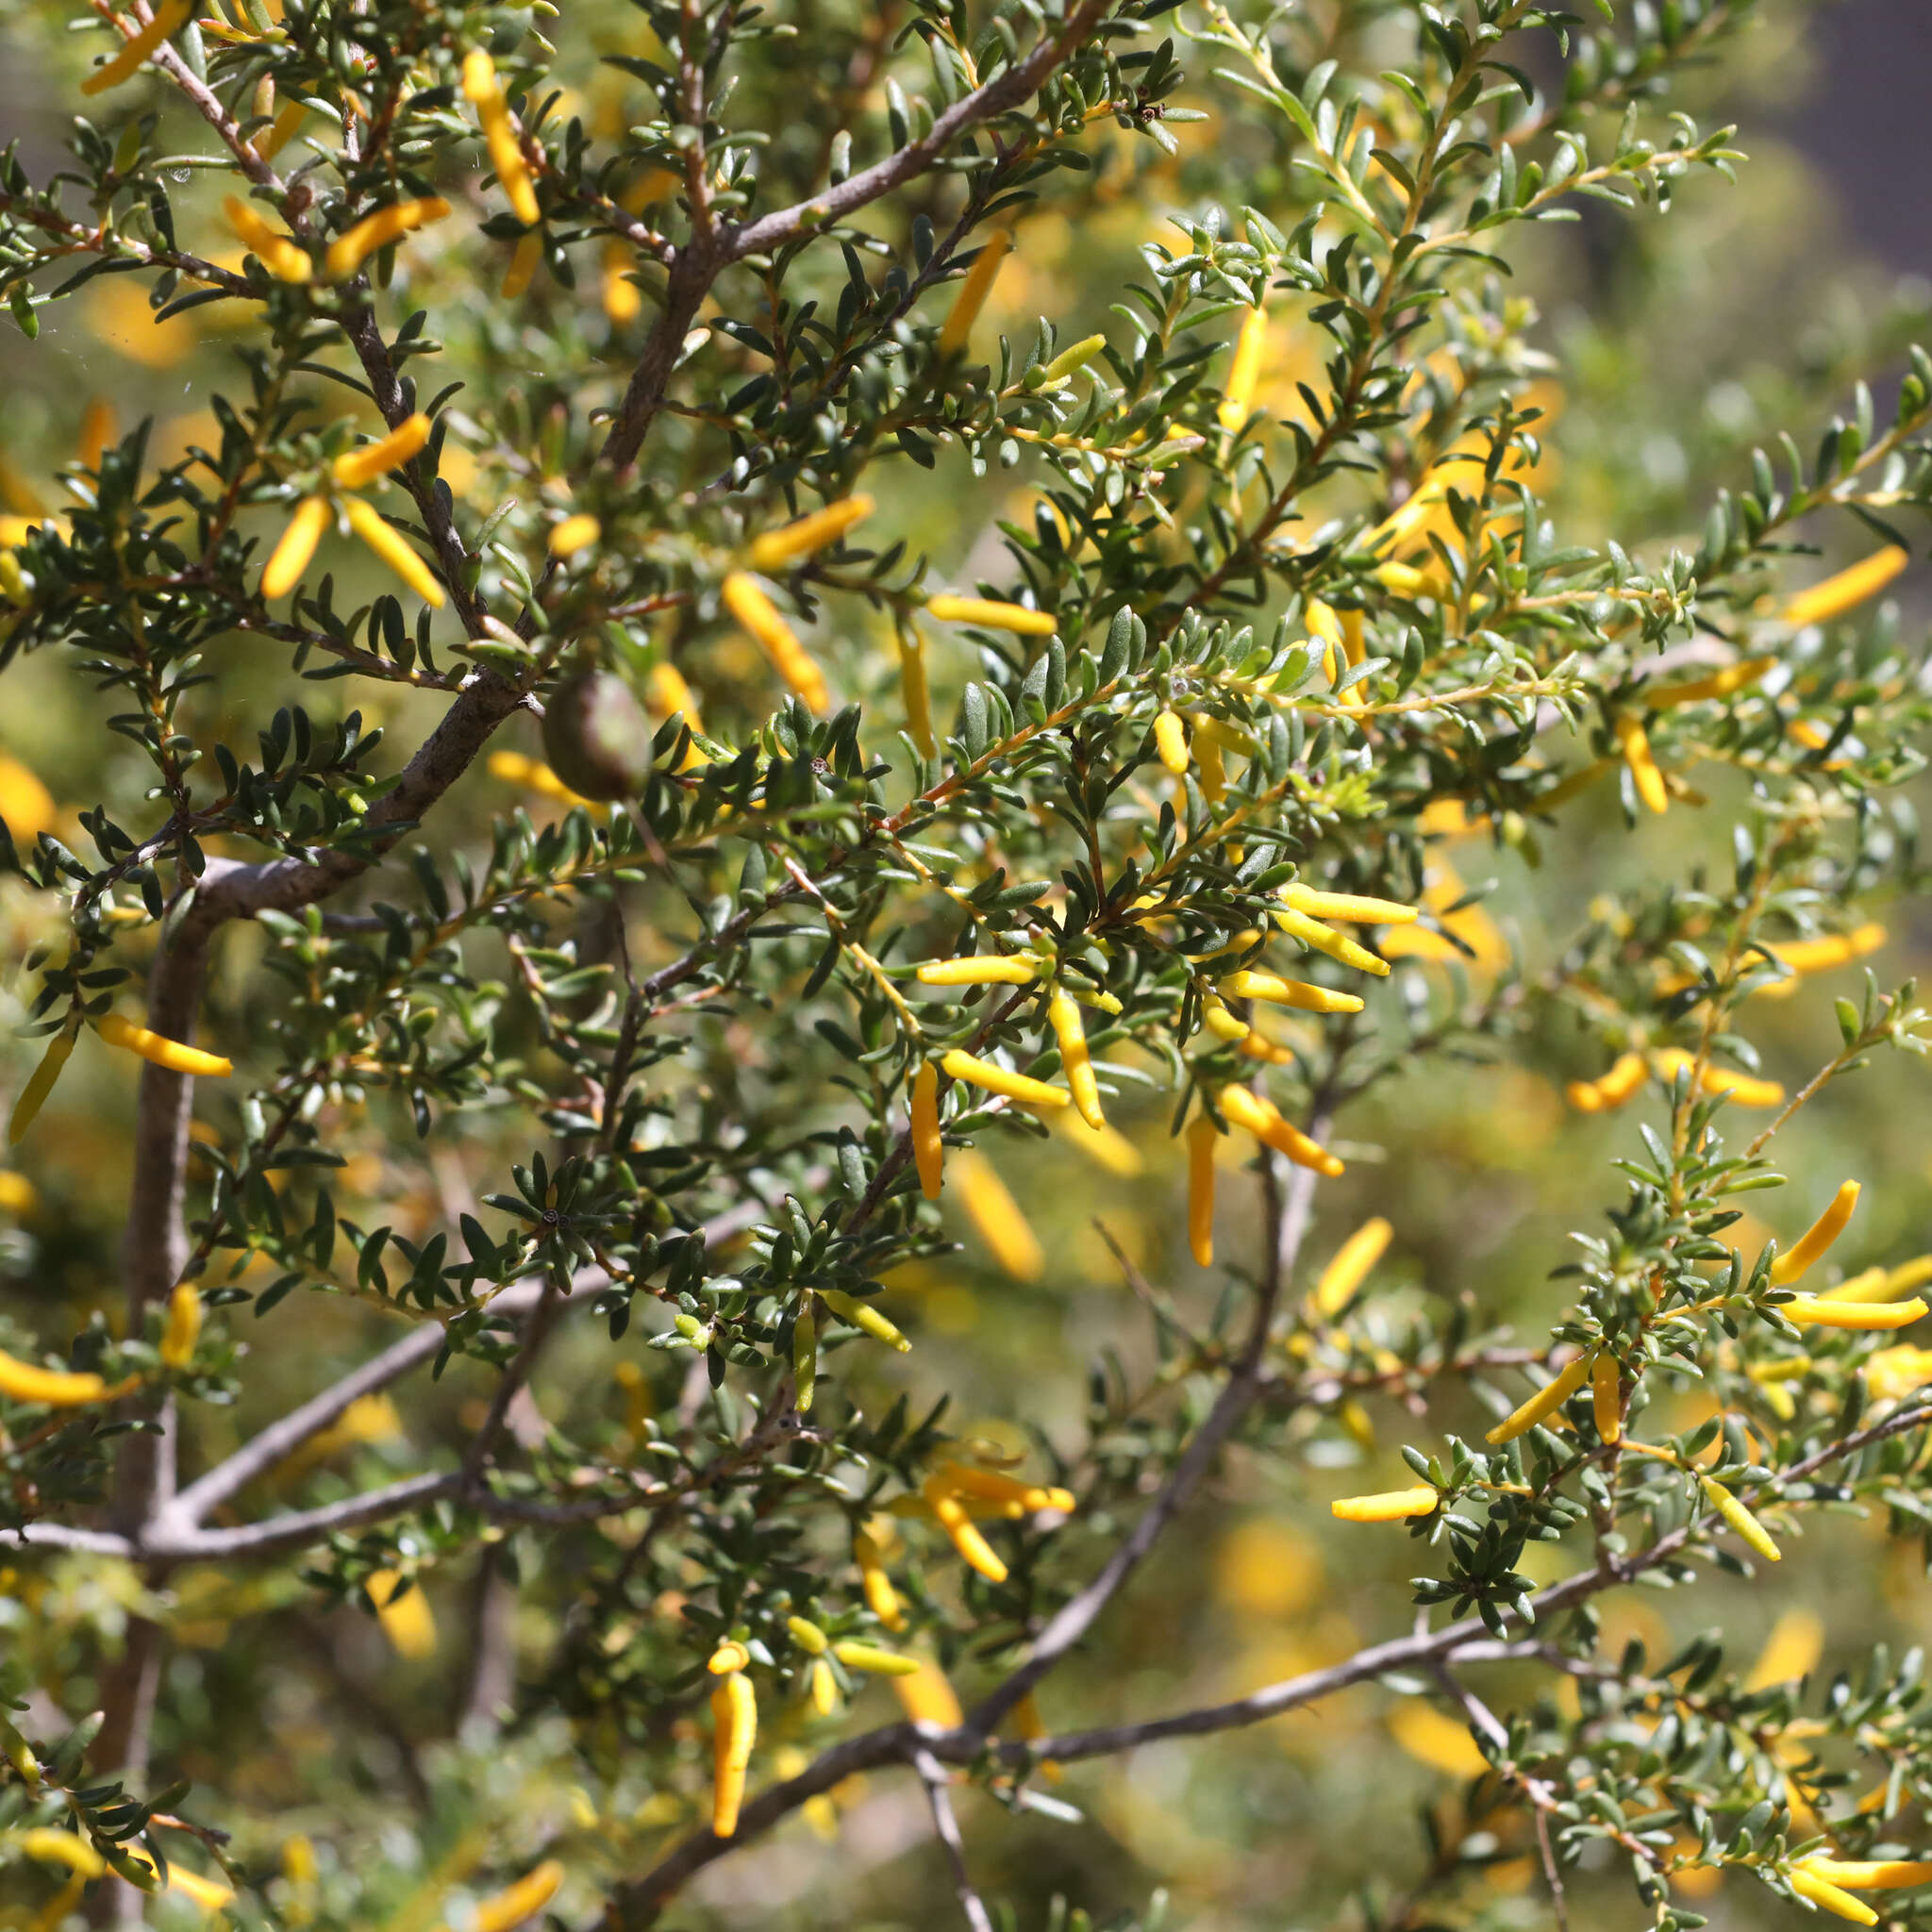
[
  {"x1": 1566, "y1": 1049, "x2": 1650, "y2": 1114},
  {"x1": 471, "y1": 1861, "x2": 564, "y2": 1932},
  {"x1": 1153, "y1": 708, "x2": 1189, "y2": 774},
  {"x1": 1790, "y1": 1871, "x2": 1876, "y2": 1925},
  {"x1": 1186, "y1": 1114, "x2": 1218, "y2": 1268},
  {"x1": 369, "y1": 1570, "x2": 436, "y2": 1657},
  {"x1": 342, "y1": 495, "x2": 445, "y2": 607},
  {"x1": 1697, "y1": 1063, "x2": 1785, "y2": 1108},
  {"x1": 1614, "y1": 713, "x2": 1668, "y2": 814},
  {"x1": 809, "y1": 1657, "x2": 839, "y2": 1715},
  {"x1": 924, "y1": 1476, "x2": 1009, "y2": 1582},
  {"x1": 603, "y1": 238, "x2": 641, "y2": 322},
  {"x1": 787, "y1": 1615, "x2": 827, "y2": 1655},
  {"x1": 710, "y1": 1670, "x2": 757, "y2": 1839},
  {"x1": 96, "y1": 1012, "x2": 232, "y2": 1077},
  {"x1": 261, "y1": 495, "x2": 330, "y2": 600},
  {"x1": 1647, "y1": 656, "x2": 1777, "y2": 707},
  {"x1": 1314, "y1": 1217, "x2": 1392, "y2": 1317},
  {"x1": 1274, "y1": 904, "x2": 1390, "y2": 976},
  {"x1": 748, "y1": 494, "x2": 874, "y2": 571},
  {"x1": 1782, "y1": 1295, "x2": 1926, "y2": 1331},
  {"x1": 502, "y1": 228, "x2": 542, "y2": 298},
  {"x1": 1764, "y1": 924, "x2": 1887, "y2": 979},
  {"x1": 722, "y1": 571, "x2": 828, "y2": 712},
  {"x1": 938, "y1": 230, "x2": 1009, "y2": 356},
  {"x1": 81, "y1": 0, "x2": 192, "y2": 94},
  {"x1": 78, "y1": 397, "x2": 115, "y2": 472},
  {"x1": 9, "y1": 1029, "x2": 75, "y2": 1143},
  {"x1": 1202, "y1": 997, "x2": 1251, "y2": 1044},
  {"x1": 910, "y1": 1061, "x2": 943, "y2": 1200},
  {"x1": 0, "y1": 1349, "x2": 126, "y2": 1407},
  {"x1": 953, "y1": 1147, "x2": 1043, "y2": 1280},
  {"x1": 644, "y1": 661, "x2": 702, "y2": 732},
  {"x1": 548, "y1": 513, "x2": 601, "y2": 558},
  {"x1": 893, "y1": 1653, "x2": 963, "y2": 1728},
  {"x1": 254, "y1": 98, "x2": 308, "y2": 160},
  {"x1": 1700, "y1": 1476, "x2": 1780, "y2": 1562},
  {"x1": 223, "y1": 195, "x2": 311, "y2": 283},
  {"x1": 939, "y1": 1048, "x2": 1068, "y2": 1110},
  {"x1": 898, "y1": 627, "x2": 937, "y2": 758},
  {"x1": 487, "y1": 750, "x2": 599, "y2": 811},
  {"x1": 916, "y1": 956, "x2": 1038, "y2": 987},
  {"x1": 463, "y1": 51, "x2": 541, "y2": 226},
  {"x1": 1218, "y1": 970, "x2": 1363, "y2": 1016},
  {"x1": 1332, "y1": 1485, "x2": 1438, "y2": 1524},
  {"x1": 1486, "y1": 1351, "x2": 1593, "y2": 1445},
  {"x1": 1772, "y1": 1179, "x2": 1861, "y2": 1285},
  {"x1": 1782, "y1": 545, "x2": 1909, "y2": 627},
  {"x1": 1281, "y1": 884, "x2": 1418, "y2": 925},
  {"x1": 1056, "y1": 1108, "x2": 1141, "y2": 1175},
  {"x1": 853, "y1": 1525, "x2": 906, "y2": 1630},
  {"x1": 793, "y1": 1293, "x2": 815, "y2": 1412},
  {"x1": 16, "y1": 1830, "x2": 106, "y2": 1878},
  {"x1": 1217, "y1": 1084, "x2": 1344, "y2": 1177},
  {"x1": 816, "y1": 1287, "x2": 910, "y2": 1352},
  {"x1": 1748, "y1": 1609, "x2": 1824, "y2": 1690},
  {"x1": 924, "y1": 593, "x2": 1057, "y2": 636},
  {"x1": 1649, "y1": 1047, "x2": 1783, "y2": 1108},
  {"x1": 833, "y1": 1640, "x2": 921, "y2": 1675},
  {"x1": 1194, "y1": 727, "x2": 1225, "y2": 802},
  {"x1": 1800, "y1": 1860, "x2": 1932, "y2": 1891},
  {"x1": 1591, "y1": 1349, "x2": 1622, "y2": 1444},
  {"x1": 933, "y1": 1462, "x2": 1073, "y2": 1513},
  {"x1": 1047, "y1": 990, "x2": 1103, "y2": 1130},
  {"x1": 1218, "y1": 305, "x2": 1268, "y2": 432},
  {"x1": 708, "y1": 1641, "x2": 750, "y2": 1674},
  {"x1": 325, "y1": 196, "x2": 451, "y2": 281},
  {"x1": 159, "y1": 1283, "x2": 201, "y2": 1368},
  {"x1": 330, "y1": 412, "x2": 432, "y2": 491}
]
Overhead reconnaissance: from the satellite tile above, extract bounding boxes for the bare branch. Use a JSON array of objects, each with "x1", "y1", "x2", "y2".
[
  {"x1": 166, "y1": 1274, "x2": 567, "y2": 1527},
  {"x1": 179, "y1": 672, "x2": 526, "y2": 935},
  {"x1": 151, "y1": 1471, "x2": 464, "y2": 1559},
  {"x1": 913, "y1": 1749, "x2": 994, "y2": 1932},
  {"x1": 724, "y1": 0, "x2": 1116, "y2": 259},
  {"x1": 461, "y1": 1279, "x2": 564, "y2": 1491}
]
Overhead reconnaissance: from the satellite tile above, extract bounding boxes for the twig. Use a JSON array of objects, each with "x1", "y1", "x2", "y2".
[
  {"x1": 913, "y1": 1749, "x2": 994, "y2": 1932},
  {"x1": 597, "y1": 0, "x2": 1117, "y2": 469},
  {"x1": 164, "y1": 1274, "x2": 569, "y2": 1528},
  {"x1": 967, "y1": 1122, "x2": 1325, "y2": 1738}
]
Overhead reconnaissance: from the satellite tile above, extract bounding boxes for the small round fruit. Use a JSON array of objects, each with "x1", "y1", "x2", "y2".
[{"x1": 541, "y1": 671, "x2": 653, "y2": 801}]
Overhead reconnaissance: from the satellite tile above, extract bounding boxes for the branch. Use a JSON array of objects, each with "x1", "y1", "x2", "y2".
[
  {"x1": 596, "y1": 0, "x2": 1118, "y2": 470},
  {"x1": 607, "y1": 1129, "x2": 1329, "y2": 1925},
  {"x1": 149, "y1": 1472, "x2": 463, "y2": 1559},
  {"x1": 605, "y1": 1379, "x2": 1932, "y2": 1924},
  {"x1": 725, "y1": 0, "x2": 1115, "y2": 259},
  {"x1": 178, "y1": 671, "x2": 526, "y2": 936},
  {"x1": 0, "y1": 1523, "x2": 137, "y2": 1556},
  {"x1": 165, "y1": 1274, "x2": 568, "y2": 1527},
  {"x1": 913, "y1": 1749, "x2": 994, "y2": 1932},
  {"x1": 968, "y1": 1128, "x2": 1324, "y2": 1736},
  {"x1": 461, "y1": 1278, "x2": 563, "y2": 1491}
]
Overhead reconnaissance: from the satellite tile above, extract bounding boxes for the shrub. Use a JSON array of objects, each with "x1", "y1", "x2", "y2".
[{"x1": 2, "y1": 0, "x2": 1931, "y2": 1926}]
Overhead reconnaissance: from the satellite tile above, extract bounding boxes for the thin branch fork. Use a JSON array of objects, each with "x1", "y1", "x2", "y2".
[
  {"x1": 913, "y1": 1749, "x2": 994, "y2": 1932},
  {"x1": 597, "y1": 0, "x2": 1120, "y2": 469}
]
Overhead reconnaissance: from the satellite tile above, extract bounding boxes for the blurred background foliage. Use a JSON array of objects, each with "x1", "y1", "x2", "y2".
[{"x1": 3, "y1": 0, "x2": 1932, "y2": 1927}]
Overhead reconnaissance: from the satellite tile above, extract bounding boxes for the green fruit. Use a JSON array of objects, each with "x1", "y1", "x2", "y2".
[{"x1": 541, "y1": 671, "x2": 653, "y2": 801}]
